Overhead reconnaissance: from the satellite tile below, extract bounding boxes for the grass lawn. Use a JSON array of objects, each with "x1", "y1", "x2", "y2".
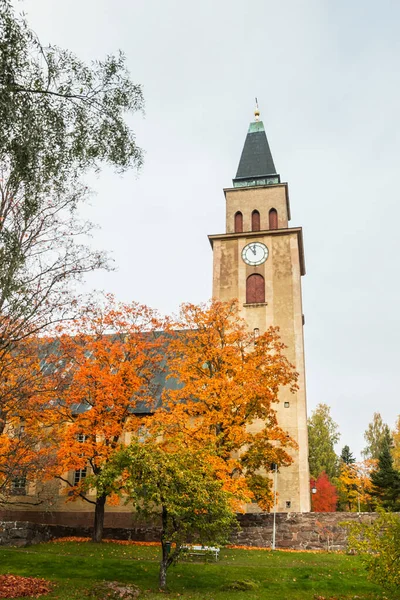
[{"x1": 0, "y1": 540, "x2": 397, "y2": 600}]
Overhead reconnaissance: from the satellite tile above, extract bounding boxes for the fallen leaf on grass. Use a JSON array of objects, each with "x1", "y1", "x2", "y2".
[{"x1": 0, "y1": 575, "x2": 52, "y2": 598}]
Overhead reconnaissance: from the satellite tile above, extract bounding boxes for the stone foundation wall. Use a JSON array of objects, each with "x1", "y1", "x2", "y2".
[
  {"x1": 0, "y1": 521, "x2": 52, "y2": 547},
  {"x1": 232, "y1": 512, "x2": 380, "y2": 551},
  {"x1": 0, "y1": 509, "x2": 143, "y2": 529},
  {"x1": 1, "y1": 512, "x2": 389, "y2": 550}
]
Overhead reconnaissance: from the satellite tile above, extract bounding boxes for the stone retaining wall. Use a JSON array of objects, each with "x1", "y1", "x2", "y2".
[
  {"x1": 0, "y1": 512, "x2": 387, "y2": 550},
  {"x1": 0, "y1": 521, "x2": 52, "y2": 547},
  {"x1": 232, "y1": 512, "x2": 379, "y2": 551}
]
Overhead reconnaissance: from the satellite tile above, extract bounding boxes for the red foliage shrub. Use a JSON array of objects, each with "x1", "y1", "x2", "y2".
[{"x1": 311, "y1": 471, "x2": 338, "y2": 512}]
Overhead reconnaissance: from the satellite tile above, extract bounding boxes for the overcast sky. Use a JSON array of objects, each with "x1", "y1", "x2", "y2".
[{"x1": 22, "y1": 0, "x2": 400, "y2": 459}]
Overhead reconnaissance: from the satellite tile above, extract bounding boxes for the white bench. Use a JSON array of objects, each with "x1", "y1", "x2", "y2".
[{"x1": 181, "y1": 545, "x2": 220, "y2": 561}]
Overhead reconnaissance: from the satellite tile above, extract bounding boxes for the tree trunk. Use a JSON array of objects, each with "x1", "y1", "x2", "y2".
[
  {"x1": 159, "y1": 552, "x2": 168, "y2": 590},
  {"x1": 92, "y1": 493, "x2": 106, "y2": 542},
  {"x1": 0, "y1": 410, "x2": 6, "y2": 435},
  {"x1": 159, "y1": 506, "x2": 169, "y2": 590}
]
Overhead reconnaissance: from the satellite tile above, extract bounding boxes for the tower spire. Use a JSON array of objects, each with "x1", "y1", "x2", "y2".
[
  {"x1": 233, "y1": 105, "x2": 280, "y2": 188},
  {"x1": 254, "y1": 97, "x2": 260, "y2": 121}
]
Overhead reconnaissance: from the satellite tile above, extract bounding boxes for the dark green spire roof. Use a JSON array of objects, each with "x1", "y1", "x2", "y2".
[{"x1": 233, "y1": 120, "x2": 280, "y2": 188}]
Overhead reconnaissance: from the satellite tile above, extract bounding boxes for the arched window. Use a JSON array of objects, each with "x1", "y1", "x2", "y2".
[
  {"x1": 251, "y1": 210, "x2": 260, "y2": 231},
  {"x1": 269, "y1": 208, "x2": 278, "y2": 230},
  {"x1": 234, "y1": 211, "x2": 243, "y2": 233},
  {"x1": 246, "y1": 274, "x2": 265, "y2": 304}
]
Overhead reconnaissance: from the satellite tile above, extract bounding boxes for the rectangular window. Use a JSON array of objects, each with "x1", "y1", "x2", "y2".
[
  {"x1": 11, "y1": 477, "x2": 27, "y2": 495},
  {"x1": 137, "y1": 426, "x2": 148, "y2": 443},
  {"x1": 284, "y1": 401, "x2": 290, "y2": 408},
  {"x1": 73, "y1": 468, "x2": 87, "y2": 486},
  {"x1": 285, "y1": 501, "x2": 291, "y2": 509}
]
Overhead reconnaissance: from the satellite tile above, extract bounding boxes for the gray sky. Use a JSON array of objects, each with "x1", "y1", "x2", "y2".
[{"x1": 23, "y1": 0, "x2": 400, "y2": 459}]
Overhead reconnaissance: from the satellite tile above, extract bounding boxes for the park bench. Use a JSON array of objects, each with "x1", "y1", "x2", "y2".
[{"x1": 181, "y1": 545, "x2": 220, "y2": 561}]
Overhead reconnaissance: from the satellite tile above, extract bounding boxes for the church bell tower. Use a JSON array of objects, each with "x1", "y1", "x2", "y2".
[{"x1": 208, "y1": 108, "x2": 310, "y2": 512}]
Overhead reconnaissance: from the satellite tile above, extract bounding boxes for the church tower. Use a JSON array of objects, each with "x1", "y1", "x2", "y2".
[{"x1": 209, "y1": 109, "x2": 310, "y2": 512}]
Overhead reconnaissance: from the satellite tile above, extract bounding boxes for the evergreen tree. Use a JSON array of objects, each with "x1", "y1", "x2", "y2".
[
  {"x1": 308, "y1": 404, "x2": 340, "y2": 479},
  {"x1": 370, "y1": 433, "x2": 400, "y2": 511},
  {"x1": 340, "y1": 445, "x2": 356, "y2": 465}
]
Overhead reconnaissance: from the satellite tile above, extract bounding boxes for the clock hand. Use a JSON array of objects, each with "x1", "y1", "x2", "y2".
[{"x1": 251, "y1": 245, "x2": 257, "y2": 255}]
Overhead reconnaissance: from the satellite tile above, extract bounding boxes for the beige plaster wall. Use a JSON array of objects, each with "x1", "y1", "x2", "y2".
[
  {"x1": 225, "y1": 184, "x2": 289, "y2": 233},
  {"x1": 212, "y1": 223, "x2": 310, "y2": 512}
]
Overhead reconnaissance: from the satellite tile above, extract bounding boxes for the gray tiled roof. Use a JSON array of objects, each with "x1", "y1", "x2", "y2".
[
  {"x1": 234, "y1": 120, "x2": 277, "y2": 181},
  {"x1": 40, "y1": 332, "x2": 183, "y2": 416}
]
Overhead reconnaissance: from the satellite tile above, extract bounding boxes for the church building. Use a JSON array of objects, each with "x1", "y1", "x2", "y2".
[
  {"x1": 2, "y1": 110, "x2": 311, "y2": 525},
  {"x1": 209, "y1": 108, "x2": 310, "y2": 512}
]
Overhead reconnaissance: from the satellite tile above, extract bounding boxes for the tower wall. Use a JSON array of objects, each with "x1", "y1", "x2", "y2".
[
  {"x1": 225, "y1": 184, "x2": 289, "y2": 233},
  {"x1": 210, "y1": 185, "x2": 310, "y2": 512}
]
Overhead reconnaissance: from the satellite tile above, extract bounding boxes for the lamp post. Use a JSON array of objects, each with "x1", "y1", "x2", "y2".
[
  {"x1": 310, "y1": 479, "x2": 317, "y2": 511},
  {"x1": 272, "y1": 463, "x2": 278, "y2": 550}
]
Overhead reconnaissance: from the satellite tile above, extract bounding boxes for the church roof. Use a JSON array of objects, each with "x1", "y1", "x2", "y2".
[
  {"x1": 39, "y1": 331, "x2": 183, "y2": 417},
  {"x1": 233, "y1": 119, "x2": 279, "y2": 187}
]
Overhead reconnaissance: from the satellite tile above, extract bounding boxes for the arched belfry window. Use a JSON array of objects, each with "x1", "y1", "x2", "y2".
[
  {"x1": 251, "y1": 210, "x2": 260, "y2": 232},
  {"x1": 234, "y1": 211, "x2": 243, "y2": 233},
  {"x1": 269, "y1": 208, "x2": 278, "y2": 230},
  {"x1": 246, "y1": 274, "x2": 265, "y2": 304}
]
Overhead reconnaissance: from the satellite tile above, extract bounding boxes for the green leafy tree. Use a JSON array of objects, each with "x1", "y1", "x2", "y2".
[
  {"x1": 345, "y1": 510, "x2": 400, "y2": 593},
  {"x1": 308, "y1": 404, "x2": 340, "y2": 479},
  {"x1": 340, "y1": 445, "x2": 356, "y2": 465},
  {"x1": 0, "y1": 0, "x2": 144, "y2": 349},
  {"x1": 99, "y1": 441, "x2": 237, "y2": 590},
  {"x1": 0, "y1": 0, "x2": 143, "y2": 196},
  {"x1": 362, "y1": 412, "x2": 391, "y2": 460},
  {"x1": 392, "y1": 415, "x2": 400, "y2": 470},
  {"x1": 370, "y1": 434, "x2": 400, "y2": 511}
]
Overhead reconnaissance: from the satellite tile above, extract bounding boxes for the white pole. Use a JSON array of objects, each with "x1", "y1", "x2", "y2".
[{"x1": 272, "y1": 464, "x2": 278, "y2": 550}]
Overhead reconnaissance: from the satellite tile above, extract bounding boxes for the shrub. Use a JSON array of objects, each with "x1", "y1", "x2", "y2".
[{"x1": 344, "y1": 510, "x2": 400, "y2": 592}]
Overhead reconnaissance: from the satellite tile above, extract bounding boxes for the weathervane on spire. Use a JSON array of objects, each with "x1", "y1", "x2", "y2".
[{"x1": 254, "y1": 97, "x2": 260, "y2": 121}]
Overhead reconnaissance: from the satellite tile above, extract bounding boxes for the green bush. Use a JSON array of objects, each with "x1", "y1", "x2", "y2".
[{"x1": 344, "y1": 510, "x2": 400, "y2": 592}]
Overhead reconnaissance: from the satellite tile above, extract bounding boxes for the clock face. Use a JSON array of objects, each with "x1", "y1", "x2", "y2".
[{"x1": 242, "y1": 242, "x2": 269, "y2": 266}]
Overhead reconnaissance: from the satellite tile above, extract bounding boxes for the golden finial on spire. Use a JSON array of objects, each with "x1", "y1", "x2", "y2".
[{"x1": 254, "y1": 97, "x2": 260, "y2": 121}]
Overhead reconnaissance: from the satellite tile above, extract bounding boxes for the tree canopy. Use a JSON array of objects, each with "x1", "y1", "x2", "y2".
[
  {"x1": 0, "y1": 0, "x2": 144, "y2": 351},
  {"x1": 0, "y1": 0, "x2": 143, "y2": 196},
  {"x1": 392, "y1": 415, "x2": 400, "y2": 470},
  {"x1": 0, "y1": 336, "x2": 55, "y2": 504},
  {"x1": 362, "y1": 412, "x2": 391, "y2": 460},
  {"x1": 336, "y1": 460, "x2": 374, "y2": 512},
  {"x1": 101, "y1": 441, "x2": 236, "y2": 589},
  {"x1": 310, "y1": 471, "x2": 338, "y2": 512},
  {"x1": 340, "y1": 445, "x2": 356, "y2": 465},
  {"x1": 149, "y1": 299, "x2": 298, "y2": 511},
  {"x1": 370, "y1": 435, "x2": 400, "y2": 511},
  {"x1": 0, "y1": 0, "x2": 144, "y2": 494},
  {"x1": 308, "y1": 404, "x2": 340, "y2": 479},
  {"x1": 47, "y1": 296, "x2": 163, "y2": 542}
]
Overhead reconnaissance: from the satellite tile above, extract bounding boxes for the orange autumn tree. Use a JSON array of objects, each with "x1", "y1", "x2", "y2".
[
  {"x1": 49, "y1": 296, "x2": 163, "y2": 542},
  {"x1": 151, "y1": 299, "x2": 298, "y2": 510},
  {"x1": 0, "y1": 335, "x2": 56, "y2": 506},
  {"x1": 336, "y1": 460, "x2": 375, "y2": 512},
  {"x1": 393, "y1": 416, "x2": 400, "y2": 470}
]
